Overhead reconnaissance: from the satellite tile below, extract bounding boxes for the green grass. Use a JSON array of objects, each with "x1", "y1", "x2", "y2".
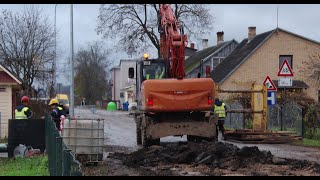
[
  {"x1": 294, "y1": 139, "x2": 320, "y2": 148},
  {"x1": 0, "y1": 156, "x2": 49, "y2": 176}
]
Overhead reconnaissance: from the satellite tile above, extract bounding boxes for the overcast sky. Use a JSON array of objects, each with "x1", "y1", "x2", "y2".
[{"x1": 1, "y1": 4, "x2": 320, "y2": 85}]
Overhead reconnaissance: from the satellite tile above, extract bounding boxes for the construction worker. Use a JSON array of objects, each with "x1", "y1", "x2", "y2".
[
  {"x1": 155, "y1": 66, "x2": 165, "y2": 79},
  {"x1": 59, "y1": 103, "x2": 69, "y2": 116},
  {"x1": 214, "y1": 98, "x2": 227, "y2": 139},
  {"x1": 145, "y1": 69, "x2": 154, "y2": 80},
  {"x1": 143, "y1": 68, "x2": 153, "y2": 81},
  {"x1": 49, "y1": 98, "x2": 66, "y2": 131},
  {"x1": 15, "y1": 96, "x2": 33, "y2": 119}
]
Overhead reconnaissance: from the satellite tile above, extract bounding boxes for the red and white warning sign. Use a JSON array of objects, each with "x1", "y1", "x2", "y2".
[
  {"x1": 263, "y1": 75, "x2": 277, "y2": 91},
  {"x1": 278, "y1": 59, "x2": 294, "y2": 76}
]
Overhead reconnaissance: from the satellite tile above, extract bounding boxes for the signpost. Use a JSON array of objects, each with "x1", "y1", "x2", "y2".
[
  {"x1": 263, "y1": 75, "x2": 277, "y2": 91},
  {"x1": 277, "y1": 59, "x2": 294, "y2": 130},
  {"x1": 278, "y1": 59, "x2": 294, "y2": 77},
  {"x1": 267, "y1": 91, "x2": 276, "y2": 106},
  {"x1": 278, "y1": 77, "x2": 292, "y2": 87}
]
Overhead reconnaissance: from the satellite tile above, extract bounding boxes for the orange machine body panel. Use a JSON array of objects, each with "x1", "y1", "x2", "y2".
[{"x1": 141, "y1": 78, "x2": 215, "y2": 112}]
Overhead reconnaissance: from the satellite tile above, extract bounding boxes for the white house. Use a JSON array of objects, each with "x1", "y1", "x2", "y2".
[
  {"x1": 110, "y1": 59, "x2": 137, "y2": 109},
  {"x1": 0, "y1": 64, "x2": 22, "y2": 138}
]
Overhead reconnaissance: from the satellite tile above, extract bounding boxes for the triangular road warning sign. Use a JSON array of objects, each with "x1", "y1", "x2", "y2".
[
  {"x1": 278, "y1": 59, "x2": 294, "y2": 76},
  {"x1": 263, "y1": 75, "x2": 277, "y2": 91}
]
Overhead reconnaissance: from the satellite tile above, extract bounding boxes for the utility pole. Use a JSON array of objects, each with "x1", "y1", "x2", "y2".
[
  {"x1": 70, "y1": 4, "x2": 75, "y2": 117},
  {"x1": 276, "y1": 4, "x2": 279, "y2": 34},
  {"x1": 54, "y1": 4, "x2": 57, "y2": 97}
]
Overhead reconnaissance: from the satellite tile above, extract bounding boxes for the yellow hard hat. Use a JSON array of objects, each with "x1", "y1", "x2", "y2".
[{"x1": 49, "y1": 98, "x2": 59, "y2": 105}]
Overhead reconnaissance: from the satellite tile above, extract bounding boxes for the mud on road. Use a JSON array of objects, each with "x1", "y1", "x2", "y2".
[
  {"x1": 83, "y1": 141, "x2": 320, "y2": 176},
  {"x1": 75, "y1": 109, "x2": 320, "y2": 176}
]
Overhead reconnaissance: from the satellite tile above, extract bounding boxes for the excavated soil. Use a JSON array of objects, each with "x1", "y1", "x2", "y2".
[{"x1": 83, "y1": 141, "x2": 320, "y2": 176}]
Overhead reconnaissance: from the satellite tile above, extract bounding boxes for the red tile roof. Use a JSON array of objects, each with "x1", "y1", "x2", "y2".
[{"x1": 0, "y1": 71, "x2": 16, "y2": 83}]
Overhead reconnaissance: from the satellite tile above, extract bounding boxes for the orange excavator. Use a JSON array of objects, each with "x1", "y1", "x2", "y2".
[{"x1": 129, "y1": 4, "x2": 217, "y2": 147}]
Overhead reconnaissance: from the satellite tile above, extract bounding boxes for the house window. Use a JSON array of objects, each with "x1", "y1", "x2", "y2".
[
  {"x1": 0, "y1": 88, "x2": 6, "y2": 92},
  {"x1": 279, "y1": 55, "x2": 293, "y2": 69}
]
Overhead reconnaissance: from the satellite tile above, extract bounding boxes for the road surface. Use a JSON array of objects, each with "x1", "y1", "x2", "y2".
[
  {"x1": 74, "y1": 107, "x2": 320, "y2": 163},
  {"x1": 75, "y1": 108, "x2": 320, "y2": 175}
]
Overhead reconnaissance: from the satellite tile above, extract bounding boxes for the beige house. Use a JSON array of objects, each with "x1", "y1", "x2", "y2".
[
  {"x1": 0, "y1": 64, "x2": 22, "y2": 138},
  {"x1": 211, "y1": 27, "x2": 320, "y2": 102}
]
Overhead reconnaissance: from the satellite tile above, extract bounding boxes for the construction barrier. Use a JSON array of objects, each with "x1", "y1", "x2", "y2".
[
  {"x1": 45, "y1": 114, "x2": 82, "y2": 176},
  {"x1": 216, "y1": 84, "x2": 268, "y2": 131}
]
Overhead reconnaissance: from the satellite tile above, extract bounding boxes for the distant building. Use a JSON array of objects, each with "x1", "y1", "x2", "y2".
[
  {"x1": 211, "y1": 27, "x2": 320, "y2": 102},
  {"x1": 110, "y1": 59, "x2": 137, "y2": 109},
  {"x1": 185, "y1": 44, "x2": 198, "y2": 59},
  {"x1": 185, "y1": 32, "x2": 239, "y2": 78}
]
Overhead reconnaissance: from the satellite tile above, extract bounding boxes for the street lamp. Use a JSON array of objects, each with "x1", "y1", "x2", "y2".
[
  {"x1": 54, "y1": 4, "x2": 57, "y2": 97},
  {"x1": 70, "y1": 4, "x2": 74, "y2": 117},
  {"x1": 54, "y1": 4, "x2": 74, "y2": 117}
]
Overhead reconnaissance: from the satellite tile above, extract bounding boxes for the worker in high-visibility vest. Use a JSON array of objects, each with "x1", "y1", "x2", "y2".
[
  {"x1": 49, "y1": 98, "x2": 66, "y2": 131},
  {"x1": 15, "y1": 96, "x2": 33, "y2": 119},
  {"x1": 214, "y1": 98, "x2": 227, "y2": 139},
  {"x1": 145, "y1": 67, "x2": 165, "y2": 80},
  {"x1": 144, "y1": 68, "x2": 154, "y2": 80},
  {"x1": 155, "y1": 67, "x2": 165, "y2": 79}
]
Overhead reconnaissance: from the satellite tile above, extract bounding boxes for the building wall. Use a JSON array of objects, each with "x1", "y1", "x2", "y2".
[
  {"x1": 0, "y1": 85, "x2": 12, "y2": 138},
  {"x1": 111, "y1": 60, "x2": 137, "y2": 107},
  {"x1": 111, "y1": 68, "x2": 120, "y2": 102},
  {"x1": 220, "y1": 30, "x2": 320, "y2": 102},
  {"x1": 119, "y1": 61, "x2": 136, "y2": 94}
]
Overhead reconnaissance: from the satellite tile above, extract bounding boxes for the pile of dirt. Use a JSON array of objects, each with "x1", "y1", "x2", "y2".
[
  {"x1": 112, "y1": 141, "x2": 274, "y2": 170},
  {"x1": 84, "y1": 142, "x2": 320, "y2": 176}
]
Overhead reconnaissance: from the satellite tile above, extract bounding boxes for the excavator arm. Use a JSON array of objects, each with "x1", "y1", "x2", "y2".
[{"x1": 159, "y1": 4, "x2": 188, "y2": 78}]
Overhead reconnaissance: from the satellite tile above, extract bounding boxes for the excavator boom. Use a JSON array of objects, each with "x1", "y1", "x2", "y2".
[{"x1": 159, "y1": 4, "x2": 188, "y2": 78}]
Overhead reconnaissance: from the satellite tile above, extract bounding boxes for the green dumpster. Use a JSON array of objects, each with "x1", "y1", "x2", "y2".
[{"x1": 107, "y1": 102, "x2": 116, "y2": 111}]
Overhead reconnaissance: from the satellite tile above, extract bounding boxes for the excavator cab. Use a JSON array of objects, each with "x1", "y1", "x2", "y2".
[{"x1": 129, "y1": 59, "x2": 167, "y2": 84}]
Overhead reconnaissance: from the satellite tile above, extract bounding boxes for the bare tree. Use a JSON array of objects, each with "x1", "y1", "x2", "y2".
[
  {"x1": 301, "y1": 53, "x2": 320, "y2": 88},
  {"x1": 74, "y1": 41, "x2": 112, "y2": 104},
  {"x1": 96, "y1": 4, "x2": 214, "y2": 57},
  {"x1": 0, "y1": 6, "x2": 55, "y2": 96}
]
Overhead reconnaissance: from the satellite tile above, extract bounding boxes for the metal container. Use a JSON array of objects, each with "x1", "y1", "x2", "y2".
[{"x1": 62, "y1": 118, "x2": 104, "y2": 163}]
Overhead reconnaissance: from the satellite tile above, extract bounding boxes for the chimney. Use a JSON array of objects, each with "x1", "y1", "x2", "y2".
[
  {"x1": 202, "y1": 39, "x2": 208, "y2": 49},
  {"x1": 248, "y1": 26, "x2": 256, "y2": 42},
  {"x1": 217, "y1": 31, "x2": 224, "y2": 45},
  {"x1": 190, "y1": 42, "x2": 195, "y2": 49}
]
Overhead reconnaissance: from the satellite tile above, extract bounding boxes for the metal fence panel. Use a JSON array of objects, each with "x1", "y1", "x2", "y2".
[
  {"x1": 267, "y1": 101, "x2": 303, "y2": 136},
  {"x1": 225, "y1": 101, "x2": 245, "y2": 130},
  {"x1": 224, "y1": 100, "x2": 303, "y2": 136},
  {"x1": 45, "y1": 115, "x2": 82, "y2": 176}
]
